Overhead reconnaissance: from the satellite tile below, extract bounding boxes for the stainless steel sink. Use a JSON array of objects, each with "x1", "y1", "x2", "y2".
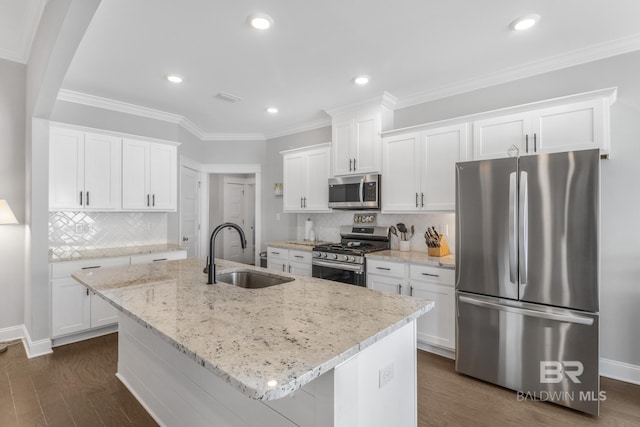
[{"x1": 215, "y1": 269, "x2": 294, "y2": 289}]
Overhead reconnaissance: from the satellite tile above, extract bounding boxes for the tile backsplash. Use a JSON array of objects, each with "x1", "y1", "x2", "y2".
[
  {"x1": 297, "y1": 212, "x2": 456, "y2": 252},
  {"x1": 49, "y1": 211, "x2": 167, "y2": 259}
]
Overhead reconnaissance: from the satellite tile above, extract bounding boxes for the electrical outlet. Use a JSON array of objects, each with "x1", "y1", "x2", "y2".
[
  {"x1": 444, "y1": 224, "x2": 449, "y2": 236},
  {"x1": 379, "y1": 363, "x2": 394, "y2": 388},
  {"x1": 75, "y1": 223, "x2": 83, "y2": 234}
]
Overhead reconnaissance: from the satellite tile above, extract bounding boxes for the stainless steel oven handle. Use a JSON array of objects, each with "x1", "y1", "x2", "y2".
[
  {"x1": 359, "y1": 178, "x2": 364, "y2": 205},
  {"x1": 458, "y1": 295, "x2": 594, "y2": 325},
  {"x1": 312, "y1": 260, "x2": 364, "y2": 272}
]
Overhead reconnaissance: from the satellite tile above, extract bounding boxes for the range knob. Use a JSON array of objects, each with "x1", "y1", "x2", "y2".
[
  {"x1": 321, "y1": 252, "x2": 328, "y2": 258},
  {"x1": 338, "y1": 255, "x2": 348, "y2": 262},
  {"x1": 348, "y1": 256, "x2": 356, "y2": 263},
  {"x1": 330, "y1": 253, "x2": 338, "y2": 260},
  {"x1": 312, "y1": 251, "x2": 320, "y2": 258}
]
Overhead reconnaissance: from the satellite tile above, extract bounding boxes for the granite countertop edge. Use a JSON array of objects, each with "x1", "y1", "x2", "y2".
[
  {"x1": 50, "y1": 243, "x2": 186, "y2": 263},
  {"x1": 366, "y1": 250, "x2": 456, "y2": 269}
]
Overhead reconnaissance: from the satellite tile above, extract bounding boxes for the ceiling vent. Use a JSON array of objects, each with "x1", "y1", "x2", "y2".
[{"x1": 215, "y1": 92, "x2": 243, "y2": 103}]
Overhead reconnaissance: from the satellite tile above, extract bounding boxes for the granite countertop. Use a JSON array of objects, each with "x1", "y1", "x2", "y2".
[
  {"x1": 267, "y1": 240, "x2": 324, "y2": 252},
  {"x1": 72, "y1": 258, "x2": 433, "y2": 401},
  {"x1": 367, "y1": 250, "x2": 455, "y2": 269},
  {"x1": 50, "y1": 243, "x2": 185, "y2": 263}
]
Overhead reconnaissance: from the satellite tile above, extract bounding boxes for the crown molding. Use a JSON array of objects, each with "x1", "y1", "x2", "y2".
[
  {"x1": 200, "y1": 132, "x2": 266, "y2": 142},
  {"x1": 265, "y1": 117, "x2": 332, "y2": 140},
  {"x1": 324, "y1": 91, "x2": 398, "y2": 118},
  {"x1": 395, "y1": 32, "x2": 640, "y2": 109}
]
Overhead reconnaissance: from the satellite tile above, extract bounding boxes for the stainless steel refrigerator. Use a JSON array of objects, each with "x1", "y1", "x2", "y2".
[{"x1": 455, "y1": 149, "x2": 600, "y2": 415}]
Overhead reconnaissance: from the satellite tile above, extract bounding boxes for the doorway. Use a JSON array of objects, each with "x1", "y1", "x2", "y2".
[{"x1": 180, "y1": 165, "x2": 200, "y2": 258}]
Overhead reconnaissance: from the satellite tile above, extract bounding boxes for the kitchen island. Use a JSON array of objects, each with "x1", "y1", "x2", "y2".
[{"x1": 72, "y1": 258, "x2": 433, "y2": 426}]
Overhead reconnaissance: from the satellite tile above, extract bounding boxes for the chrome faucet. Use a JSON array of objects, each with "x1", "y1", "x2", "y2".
[{"x1": 207, "y1": 222, "x2": 247, "y2": 284}]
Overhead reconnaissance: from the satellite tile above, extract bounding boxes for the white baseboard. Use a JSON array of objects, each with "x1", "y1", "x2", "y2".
[
  {"x1": 600, "y1": 358, "x2": 640, "y2": 385},
  {"x1": 22, "y1": 325, "x2": 53, "y2": 358},
  {"x1": 52, "y1": 324, "x2": 118, "y2": 348},
  {"x1": 0, "y1": 324, "x2": 24, "y2": 342},
  {"x1": 417, "y1": 341, "x2": 455, "y2": 360}
]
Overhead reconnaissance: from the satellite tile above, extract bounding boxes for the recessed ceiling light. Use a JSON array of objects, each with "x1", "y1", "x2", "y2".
[
  {"x1": 248, "y1": 13, "x2": 273, "y2": 30},
  {"x1": 267, "y1": 107, "x2": 278, "y2": 114},
  {"x1": 511, "y1": 14, "x2": 540, "y2": 31},
  {"x1": 354, "y1": 75, "x2": 370, "y2": 85},
  {"x1": 166, "y1": 74, "x2": 183, "y2": 84}
]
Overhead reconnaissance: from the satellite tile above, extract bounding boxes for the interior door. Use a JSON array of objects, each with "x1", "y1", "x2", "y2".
[
  {"x1": 180, "y1": 166, "x2": 200, "y2": 258},
  {"x1": 518, "y1": 150, "x2": 599, "y2": 312},
  {"x1": 223, "y1": 182, "x2": 246, "y2": 263},
  {"x1": 456, "y1": 157, "x2": 518, "y2": 300}
]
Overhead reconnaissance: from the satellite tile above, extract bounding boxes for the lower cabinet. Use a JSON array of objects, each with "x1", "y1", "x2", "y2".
[
  {"x1": 51, "y1": 250, "x2": 187, "y2": 340},
  {"x1": 51, "y1": 256, "x2": 130, "y2": 338},
  {"x1": 266, "y1": 247, "x2": 312, "y2": 277},
  {"x1": 367, "y1": 257, "x2": 456, "y2": 353}
]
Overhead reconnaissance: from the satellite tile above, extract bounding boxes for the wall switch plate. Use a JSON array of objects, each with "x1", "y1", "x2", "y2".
[{"x1": 379, "y1": 363, "x2": 394, "y2": 388}]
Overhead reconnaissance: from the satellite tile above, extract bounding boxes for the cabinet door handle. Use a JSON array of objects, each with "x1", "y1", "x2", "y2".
[
  {"x1": 353, "y1": 158, "x2": 356, "y2": 171},
  {"x1": 80, "y1": 191, "x2": 83, "y2": 206},
  {"x1": 152, "y1": 194, "x2": 155, "y2": 207},
  {"x1": 376, "y1": 266, "x2": 391, "y2": 271},
  {"x1": 81, "y1": 265, "x2": 101, "y2": 270},
  {"x1": 416, "y1": 193, "x2": 419, "y2": 208},
  {"x1": 421, "y1": 192, "x2": 424, "y2": 208},
  {"x1": 525, "y1": 134, "x2": 529, "y2": 153},
  {"x1": 422, "y1": 272, "x2": 440, "y2": 277},
  {"x1": 86, "y1": 288, "x2": 89, "y2": 296},
  {"x1": 282, "y1": 264, "x2": 285, "y2": 272},
  {"x1": 153, "y1": 258, "x2": 168, "y2": 262},
  {"x1": 86, "y1": 192, "x2": 90, "y2": 206},
  {"x1": 534, "y1": 133, "x2": 537, "y2": 152},
  {"x1": 288, "y1": 265, "x2": 291, "y2": 273},
  {"x1": 147, "y1": 194, "x2": 150, "y2": 207},
  {"x1": 303, "y1": 197, "x2": 307, "y2": 208},
  {"x1": 397, "y1": 284, "x2": 402, "y2": 294},
  {"x1": 349, "y1": 158, "x2": 353, "y2": 172},
  {"x1": 409, "y1": 286, "x2": 414, "y2": 297}
]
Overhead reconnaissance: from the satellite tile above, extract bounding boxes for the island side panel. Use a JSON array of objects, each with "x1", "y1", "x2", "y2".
[
  {"x1": 116, "y1": 313, "x2": 299, "y2": 427},
  {"x1": 334, "y1": 320, "x2": 417, "y2": 427}
]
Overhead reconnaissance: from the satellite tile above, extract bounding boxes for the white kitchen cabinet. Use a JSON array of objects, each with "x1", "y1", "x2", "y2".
[
  {"x1": 282, "y1": 144, "x2": 331, "y2": 213},
  {"x1": 49, "y1": 127, "x2": 121, "y2": 211},
  {"x1": 409, "y1": 264, "x2": 455, "y2": 351},
  {"x1": 122, "y1": 139, "x2": 177, "y2": 211},
  {"x1": 331, "y1": 112, "x2": 381, "y2": 176},
  {"x1": 266, "y1": 247, "x2": 312, "y2": 277},
  {"x1": 367, "y1": 259, "x2": 408, "y2": 295},
  {"x1": 473, "y1": 97, "x2": 612, "y2": 159},
  {"x1": 51, "y1": 256, "x2": 130, "y2": 338},
  {"x1": 382, "y1": 123, "x2": 468, "y2": 212}
]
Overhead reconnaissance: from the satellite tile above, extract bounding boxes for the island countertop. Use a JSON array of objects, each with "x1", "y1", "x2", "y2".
[{"x1": 72, "y1": 258, "x2": 433, "y2": 401}]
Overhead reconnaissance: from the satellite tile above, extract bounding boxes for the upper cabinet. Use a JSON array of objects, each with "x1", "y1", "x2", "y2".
[
  {"x1": 281, "y1": 144, "x2": 331, "y2": 213},
  {"x1": 473, "y1": 89, "x2": 616, "y2": 159},
  {"x1": 122, "y1": 139, "x2": 177, "y2": 211},
  {"x1": 50, "y1": 127, "x2": 121, "y2": 211},
  {"x1": 326, "y1": 94, "x2": 396, "y2": 177},
  {"x1": 49, "y1": 124, "x2": 179, "y2": 212},
  {"x1": 382, "y1": 123, "x2": 469, "y2": 212}
]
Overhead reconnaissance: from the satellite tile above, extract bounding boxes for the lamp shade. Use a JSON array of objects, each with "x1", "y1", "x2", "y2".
[{"x1": 0, "y1": 200, "x2": 18, "y2": 224}]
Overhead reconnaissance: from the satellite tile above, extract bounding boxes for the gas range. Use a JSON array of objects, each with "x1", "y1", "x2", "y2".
[{"x1": 312, "y1": 226, "x2": 389, "y2": 286}]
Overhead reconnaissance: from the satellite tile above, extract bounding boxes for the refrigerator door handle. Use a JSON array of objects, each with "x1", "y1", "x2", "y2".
[
  {"x1": 519, "y1": 171, "x2": 529, "y2": 287},
  {"x1": 508, "y1": 172, "x2": 518, "y2": 284},
  {"x1": 458, "y1": 295, "x2": 594, "y2": 325}
]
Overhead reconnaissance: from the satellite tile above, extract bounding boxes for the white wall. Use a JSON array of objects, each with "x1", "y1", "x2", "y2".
[
  {"x1": 264, "y1": 127, "x2": 332, "y2": 247},
  {"x1": 394, "y1": 50, "x2": 640, "y2": 369},
  {"x1": 0, "y1": 58, "x2": 26, "y2": 329}
]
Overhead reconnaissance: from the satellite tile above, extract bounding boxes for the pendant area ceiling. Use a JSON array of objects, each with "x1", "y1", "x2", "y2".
[{"x1": 58, "y1": 0, "x2": 640, "y2": 139}]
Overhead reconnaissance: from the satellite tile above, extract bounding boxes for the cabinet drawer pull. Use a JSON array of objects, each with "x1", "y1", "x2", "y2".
[
  {"x1": 153, "y1": 258, "x2": 168, "y2": 262},
  {"x1": 422, "y1": 272, "x2": 439, "y2": 277},
  {"x1": 271, "y1": 251, "x2": 280, "y2": 255},
  {"x1": 376, "y1": 267, "x2": 391, "y2": 271},
  {"x1": 81, "y1": 266, "x2": 101, "y2": 270},
  {"x1": 294, "y1": 255, "x2": 304, "y2": 259}
]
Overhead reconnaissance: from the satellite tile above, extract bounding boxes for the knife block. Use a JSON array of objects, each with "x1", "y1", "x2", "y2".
[{"x1": 428, "y1": 235, "x2": 450, "y2": 257}]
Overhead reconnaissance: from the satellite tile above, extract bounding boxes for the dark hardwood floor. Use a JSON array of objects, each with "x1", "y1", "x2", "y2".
[{"x1": 1, "y1": 334, "x2": 638, "y2": 426}]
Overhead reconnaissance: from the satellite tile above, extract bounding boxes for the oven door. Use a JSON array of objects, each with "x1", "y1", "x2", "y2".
[{"x1": 312, "y1": 260, "x2": 366, "y2": 287}]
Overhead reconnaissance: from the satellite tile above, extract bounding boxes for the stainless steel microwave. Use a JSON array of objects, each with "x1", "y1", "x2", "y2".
[{"x1": 328, "y1": 174, "x2": 380, "y2": 210}]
